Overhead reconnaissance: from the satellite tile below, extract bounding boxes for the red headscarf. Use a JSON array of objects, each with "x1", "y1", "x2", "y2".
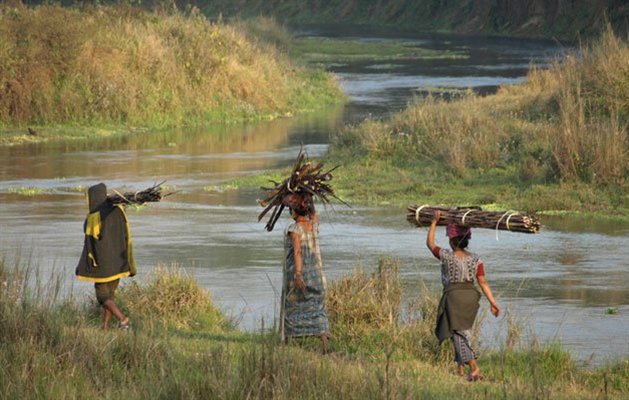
[{"x1": 446, "y1": 223, "x2": 471, "y2": 239}]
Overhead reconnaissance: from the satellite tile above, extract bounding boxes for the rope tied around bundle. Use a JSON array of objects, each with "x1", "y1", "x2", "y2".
[
  {"x1": 461, "y1": 209, "x2": 474, "y2": 225},
  {"x1": 415, "y1": 204, "x2": 429, "y2": 225}
]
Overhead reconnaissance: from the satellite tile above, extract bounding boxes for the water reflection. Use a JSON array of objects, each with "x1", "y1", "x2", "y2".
[{"x1": 0, "y1": 106, "x2": 343, "y2": 187}]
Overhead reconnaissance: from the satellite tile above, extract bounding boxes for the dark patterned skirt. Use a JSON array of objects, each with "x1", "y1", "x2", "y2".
[{"x1": 281, "y1": 255, "x2": 329, "y2": 338}]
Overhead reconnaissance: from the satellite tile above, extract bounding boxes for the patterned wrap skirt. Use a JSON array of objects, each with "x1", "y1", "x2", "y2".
[{"x1": 281, "y1": 223, "x2": 329, "y2": 339}]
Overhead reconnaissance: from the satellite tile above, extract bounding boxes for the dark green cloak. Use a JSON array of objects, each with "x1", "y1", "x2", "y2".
[{"x1": 76, "y1": 183, "x2": 136, "y2": 283}]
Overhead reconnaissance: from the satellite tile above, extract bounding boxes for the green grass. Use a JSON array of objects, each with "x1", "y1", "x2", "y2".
[
  {"x1": 6, "y1": 186, "x2": 52, "y2": 196},
  {"x1": 1, "y1": 256, "x2": 628, "y2": 399},
  {"x1": 0, "y1": 125, "x2": 146, "y2": 146},
  {"x1": 325, "y1": 156, "x2": 629, "y2": 217},
  {"x1": 218, "y1": 170, "x2": 287, "y2": 191},
  {"x1": 292, "y1": 37, "x2": 467, "y2": 65},
  {"x1": 225, "y1": 158, "x2": 629, "y2": 221}
]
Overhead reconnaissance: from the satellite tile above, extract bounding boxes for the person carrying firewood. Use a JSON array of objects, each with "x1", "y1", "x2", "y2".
[
  {"x1": 426, "y1": 210, "x2": 500, "y2": 381},
  {"x1": 76, "y1": 183, "x2": 135, "y2": 330},
  {"x1": 258, "y1": 149, "x2": 344, "y2": 354},
  {"x1": 280, "y1": 193, "x2": 331, "y2": 354}
]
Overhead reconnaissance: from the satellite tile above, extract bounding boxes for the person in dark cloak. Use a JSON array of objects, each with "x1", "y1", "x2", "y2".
[
  {"x1": 76, "y1": 183, "x2": 136, "y2": 330},
  {"x1": 426, "y1": 210, "x2": 500, "y2": 381}
]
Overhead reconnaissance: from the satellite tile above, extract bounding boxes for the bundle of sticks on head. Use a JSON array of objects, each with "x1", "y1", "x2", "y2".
[
  {"x1": 406, "y1": 204, "x2": 541, "y2": 234},
  {"x1": 258, "y1": 148, "x2": 345, "y2": 231},
  {"x1": 107, "y1": 182, "x2": 171, "y2": 206}
]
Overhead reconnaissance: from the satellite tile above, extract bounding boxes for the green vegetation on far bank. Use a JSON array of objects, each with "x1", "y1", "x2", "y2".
[
  {"x1": 190, "y1": 0, "x2": 628, "y2": 40},
  {"x1": 0, "y1": 4, "x2": 343, "y2": 146},
  {"x1": 323, "y1": 27, "x2": 629, "y2": 217},
  {"x1": 1, "y1": 257, "x2": 627, "y2": 399},
  {"x1": 292, "y1": 37, "x2": 467, "y2": 66}
]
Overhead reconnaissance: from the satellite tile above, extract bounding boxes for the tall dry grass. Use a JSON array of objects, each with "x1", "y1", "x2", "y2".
[
  {"x1": 1, "y1": 256, "x2": 628, "y2": 399},
  {"x1": 326, "y1": 258, "x2": 450, "y2": 362},
  {"x1": 331, "y1": 26, "x2": 629, "y2": 188},
  {"x1": 0, "y1": 3, "x2": 341, "y2": 128}
]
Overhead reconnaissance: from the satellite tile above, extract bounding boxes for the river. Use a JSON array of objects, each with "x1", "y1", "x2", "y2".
[{"x1": 1, "y1": 25, "x2": 627, "y2": 365}]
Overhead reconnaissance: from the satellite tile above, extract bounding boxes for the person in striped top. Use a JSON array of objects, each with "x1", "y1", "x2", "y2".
[{"x1": 426, "y1": 210, "x2": 500, "y2": 381}]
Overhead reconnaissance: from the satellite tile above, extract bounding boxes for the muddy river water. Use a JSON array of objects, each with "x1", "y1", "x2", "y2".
[{"x1": 1, "y1": 26, "x2": 627, "y2": 364}]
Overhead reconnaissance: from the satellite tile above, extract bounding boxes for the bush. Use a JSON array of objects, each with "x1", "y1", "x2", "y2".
[{"x1": 119, "y1": 264, "x2": 231, "y2": 330}]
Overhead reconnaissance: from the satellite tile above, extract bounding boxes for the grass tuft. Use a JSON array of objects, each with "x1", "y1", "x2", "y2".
[{"x1": 119, "y1": 264, "x2": 231, "y2": 331}]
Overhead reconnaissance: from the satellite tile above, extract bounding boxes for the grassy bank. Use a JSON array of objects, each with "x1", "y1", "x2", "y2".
[
  {"x1": 1, "y1": 257, "x2": 627, "y2": 399},
  {"x1": 291, "y1": 37, "x2": 467, "y2": 66},
  {"x1": 0, "y1": 4, "x2": 343, "y2": 145},
  {"x1": 321, "y1": 27, "x2": 629, "y2": 217}
]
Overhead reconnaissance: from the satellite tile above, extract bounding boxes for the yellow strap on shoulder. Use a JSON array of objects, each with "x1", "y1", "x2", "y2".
[
  {"x1": 85, "y1": 211, "x2": 101, "y2": 239},
  {"x1": 117, "y1": 205, "x2": 137, "y2": 276}
]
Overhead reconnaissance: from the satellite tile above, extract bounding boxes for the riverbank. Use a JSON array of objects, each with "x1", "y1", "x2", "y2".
[
  {"x1": 322, "y1": 27, "x2": 629, "y2": 218},
  {"x1": 0, "y1": 4, "x2": 342, "y2": 146},
  {"x1": 1, "y1": 258, "x2": 627, "y2": 399},
  {"x1": 198, "y1": 27, "x2": 629, "y2": 219}
]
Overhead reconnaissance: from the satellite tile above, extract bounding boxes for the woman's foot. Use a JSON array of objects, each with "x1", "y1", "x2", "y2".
[
  {"x1": 467, "y1": 369, "x2": 483, "y2": 382},
  {"x1": 320, "y1": 333, "x2": 331, "y2": 354},
  {"x1": 118, "y1": 317, "x2": 131, "y2": 330},
  {"x1": 457, "y1": 365, "x2": 466, "y2": 376}
]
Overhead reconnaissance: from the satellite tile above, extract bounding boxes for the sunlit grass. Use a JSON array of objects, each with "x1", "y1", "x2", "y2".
[
  {"x1": 6, "y1": 187, "x2": 51, "y2": 196},
  {"x1": 0, "y1": 5, "x2": 343, "y2": 145},
  {"x1": 203, "y1": 184, "x2": 239, "y2": 193},
  {"x1": 1, "y1": 256, "x2": 628, "y2": 399}
]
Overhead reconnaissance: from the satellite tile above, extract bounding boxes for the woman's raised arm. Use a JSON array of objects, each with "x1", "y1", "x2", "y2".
[{"x1": 426, "y1": 210, "x2": 440, "y2": 253}]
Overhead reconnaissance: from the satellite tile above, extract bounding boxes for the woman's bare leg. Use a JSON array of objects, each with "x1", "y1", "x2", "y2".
[
  {"x1": 320, "y1": 333, "x2": 330, "y2": 354},
  {"x1": 102, "y1": 299, "x2": 128, "y2": 326},
  {"x1": 102, "y1": 308, "x2": 112, "y2": 329}
]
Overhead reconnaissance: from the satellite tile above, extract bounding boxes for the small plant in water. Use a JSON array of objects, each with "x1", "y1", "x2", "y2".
[
  {"x1": 69, "y1": 185, "x2": 87, "y2": 193},
  {"x1": 7, "y1": 187, "x2": 50, "y2": 196},
  {"x1": 203, "y1": 184, "x2": 238, "y2": 193},
  {"x1": 605, "y1": 307, "x2": 619, "y2": 315}
]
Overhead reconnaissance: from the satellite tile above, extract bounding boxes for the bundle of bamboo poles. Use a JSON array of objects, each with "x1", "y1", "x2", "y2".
[
  {"x1": 258, "y1": 148, "x2": 345, "y2": 231},
  {"x1": 107, "y1": 182, "x2": 171, "y2": 206},
  {"x1": 406, "y1": 204, "x2": 540, "y2": 233}
]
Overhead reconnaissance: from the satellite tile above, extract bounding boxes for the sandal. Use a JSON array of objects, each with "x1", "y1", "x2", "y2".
[
  {"x1": 467, "y1": 372, "x2": 484, "y2": 382},
  {"x1": 118, "y1": 319, "x2": 131, "y2": 330}
]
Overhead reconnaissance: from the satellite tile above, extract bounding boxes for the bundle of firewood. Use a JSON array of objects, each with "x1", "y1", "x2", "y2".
[
  {"x1": 258, "y1": 148, "x2": 345, "y2": 231},
  {"x1": 107, "y1": 182, "x2": 171, "y2": 206},
  {"x1": 406, "y1": 204, "x2": 540, "y2": 233}
]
